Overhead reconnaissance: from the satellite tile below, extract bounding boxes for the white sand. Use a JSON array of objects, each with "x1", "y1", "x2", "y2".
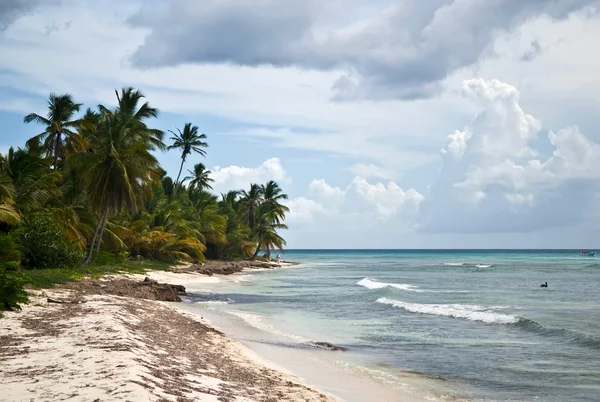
[
  {"x1": 0, "y1": 264, "x2": 448, "y2": 402},
  {"x1": 0, "y1": 287, "x2": 337, "y2": 402}
]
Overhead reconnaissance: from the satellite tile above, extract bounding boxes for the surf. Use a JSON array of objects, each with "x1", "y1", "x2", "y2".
[
  {"x1": 357, "y1": 278, "x2": 423, "y2": 292},
  {"x1": 375, "y1": 297, "x2": 518, "y2": 324},
  {"x1": 443, "y1": 262, "x2": 493, "y2": 268},
  {"x1": 515, "y1": 318, "x2": 600, "y2": 351}
]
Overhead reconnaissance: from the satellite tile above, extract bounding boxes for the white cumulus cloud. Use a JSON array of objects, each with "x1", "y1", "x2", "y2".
[
  {"x1": 420, "y1": 78, "x2": 600, "y2": 233},
  {"x1": 289, "y1": 176, "x2": 424, "y2": 224},
  {"x1": 285, "y1": 176, "x2": 424, "y2": 247},
  {"x1": 210, "y1": 157, "x2": 288, "y2": 193}
]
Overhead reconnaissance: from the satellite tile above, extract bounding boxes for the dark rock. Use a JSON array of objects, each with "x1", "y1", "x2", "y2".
[{"x1": 309, "y1": 342, "x2": 347, "y2": 352}]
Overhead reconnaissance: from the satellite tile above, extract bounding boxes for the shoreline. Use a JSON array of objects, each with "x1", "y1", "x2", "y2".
[
  {"x1": 0, "y1": 269, "x2": 338, "y2": 401},
  {"x1": 143, "y1": 266, "x2": 440, "y2": 401},
  {"x1": 1, "y1": 261, "x2": 443, "y2": 401}
]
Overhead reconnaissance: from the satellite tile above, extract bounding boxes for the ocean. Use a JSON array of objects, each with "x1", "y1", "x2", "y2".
[{"x1": 183, "y1": 250, "x2": 600, "y2": 401}]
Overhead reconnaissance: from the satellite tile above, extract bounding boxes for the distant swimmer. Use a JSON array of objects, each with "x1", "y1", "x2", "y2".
[{"x1": 540, "y1": 282, "x2": 548, "y2": 288}]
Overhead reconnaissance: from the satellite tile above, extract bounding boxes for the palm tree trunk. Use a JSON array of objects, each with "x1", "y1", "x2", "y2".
[
  {"x1": 248, "y1": 206, "x2": 255, "y2": 231},
  {"x1": 251, "y1": 242, "x2": 262, "y2": 260},
  {"x1": 175, "y1": 159, "x2": 185, "y2": 185},
  {"x1": 53, "y1": 133, "x2": 61, "y2": 169},
  {"x1": 83, "y1": 206, "x2": 109, "y2": 266},
  {"x1": 95, "y1": 209, "x2": 109, "y2": 252}
]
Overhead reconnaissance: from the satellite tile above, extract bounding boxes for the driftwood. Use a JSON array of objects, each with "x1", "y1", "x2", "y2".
[{"x1": 47, "y1": 298, "x2": 83, "y2": 304}]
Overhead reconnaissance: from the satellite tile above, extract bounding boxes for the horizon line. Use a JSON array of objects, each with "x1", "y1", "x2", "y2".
[{"x1": 282, "y1": 248, "x2": 595, "y2": 251}]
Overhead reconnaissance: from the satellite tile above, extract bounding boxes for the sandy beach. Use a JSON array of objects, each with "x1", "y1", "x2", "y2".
[{"x1": 0, "y1": 263, "x2": 338, "y2": 402}]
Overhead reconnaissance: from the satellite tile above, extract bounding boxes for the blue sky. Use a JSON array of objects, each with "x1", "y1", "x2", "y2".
[{"x1": 2, "y1": 0, "x2": 600, "y2": 248}]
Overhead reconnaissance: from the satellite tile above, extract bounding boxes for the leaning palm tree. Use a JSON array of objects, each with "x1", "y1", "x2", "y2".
[
  {"x1": 24, "y1": 93, "x2": 83, "y2": 169},
  {"x1": 239, "y1": 184, "x2": 263, "y2": 231},
  {"x1": 184, "y1": 163, "x2": 214, "y2": 190},
  {"x1": 167, "y1": 123, "x2": 208, "y2": 185},
  {"x1": 81, "y1": 89, "x2": 164, "y2": 265},
  {"x1": 261, "y1": 180, "x2": 289, "y2": 224}
]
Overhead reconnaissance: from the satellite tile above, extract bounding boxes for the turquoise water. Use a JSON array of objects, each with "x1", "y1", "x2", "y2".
[{"x1": 190, "y1": 250, "x2": 600, "y2": 401}]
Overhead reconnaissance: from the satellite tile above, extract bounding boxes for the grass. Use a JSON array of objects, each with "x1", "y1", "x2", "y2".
[{"x1": 23, "y1": 260, "x2": 173, "y2": 289}]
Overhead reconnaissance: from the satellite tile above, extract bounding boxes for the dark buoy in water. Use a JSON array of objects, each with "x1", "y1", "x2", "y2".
[{"x1": 540, "y1": 282, "x2": 548, "y2": 288}]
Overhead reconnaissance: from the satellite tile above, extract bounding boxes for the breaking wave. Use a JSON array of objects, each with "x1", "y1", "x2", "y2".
[
  {"x1": 376, "y1": 298, "x2": 600, "y2": 350},
  {"x1": 357, "y1": 278, "x2": 423, "y2": 292},
  {"x1": 444, "y1": 262, "x2": 493, "y2": 268},
  {"x1": 375, "y1": 297, "x2": 518, "y2": 324}
]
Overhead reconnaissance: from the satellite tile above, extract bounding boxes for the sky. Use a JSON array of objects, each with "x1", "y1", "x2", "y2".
[{"x1": 1, "y1": 0, "x2": 600, "y2": 249}]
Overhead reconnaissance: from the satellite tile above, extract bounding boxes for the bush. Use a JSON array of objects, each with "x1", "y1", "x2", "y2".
[
  {"x1": 20, "y1": 211, "x2": 84, "y2": 269},
  {"x1": 92, "y1": 251, "x2": 128, "y2": 266},
  {"x1": 0, "y1": 266, "x2": 29, "y2": 313},
  {"x1": 2, "y1": 261, "x2": 20, "y2": 271},
  {"x1": 0, "y1": 233, "x2": 21, "y2": 263}
]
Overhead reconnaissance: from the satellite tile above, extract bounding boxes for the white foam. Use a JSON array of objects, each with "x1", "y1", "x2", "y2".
[
  {"x1": 475, "y1": 264, "x2": 492, "y2": 268},
  {"x1": 375, "y1": 297, "x2": 518, "y2": 324},
  {"x1": 195, "y1": 300, "x2": 233, "y2": 305},
  {"x1": 357, "y1": 278, "x2": 422, "y2": 292},
  {"x1": 228, "y1": 311, "x2": 310, "y2": 343},
  {"x1": 443, "y1": 263, "x2": 464, "y2": 266}
]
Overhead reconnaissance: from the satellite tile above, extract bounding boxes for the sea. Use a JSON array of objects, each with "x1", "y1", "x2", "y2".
[{"x1": 181, "y1": 250, "x2": 600, "y2": 401}]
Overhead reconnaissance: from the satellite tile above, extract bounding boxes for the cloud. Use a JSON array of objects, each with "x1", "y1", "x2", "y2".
[
  {"x1": 0, "y1": 0, "x2": 47, "y2": 30},
  {"x1": 210, "y1": 157, "x2": 289, "y2": 193},
  {"x1": 307, "y1": 179, "x2": 346, "y2": 204},
  {"x1": 285, "y1": 197, "x2": 331, "y2": 224},
  {"x1": 284, "y1": 175, "x2": 424, "y2": 247},
  {"x1": 129, "y1": 0, "x2": 596, "y2": 100},
  {"x1": 419, "y1": 78, "x2": 600, "y2": 233},
  {"x1": 520, "y1": 40, "x2": 544, "y2": 61},
  {"x1": 290, "y1": 176, "x2": 424, "y2": 223},
  {"x1": 347, "y1": 163, "x2": 396, "y2": 180}
]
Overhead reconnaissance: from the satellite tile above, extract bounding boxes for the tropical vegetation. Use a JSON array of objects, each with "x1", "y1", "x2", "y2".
[{"x1": 0, "y1": 88, "x2": 289, "y2": 313}]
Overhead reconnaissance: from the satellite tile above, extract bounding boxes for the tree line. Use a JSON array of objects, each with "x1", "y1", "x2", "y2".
[{"x1": 0, "y1": 88, "x2": 289, "y2": 271}]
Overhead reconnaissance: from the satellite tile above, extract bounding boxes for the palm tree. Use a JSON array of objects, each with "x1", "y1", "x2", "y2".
[
  {"x1": 110, "y1": 87, "x2": 165, "y2": 152},
  {"x1": 251, "y1": 205, "x2": 288, "y2": 260},
  {"x1": 167, "y1": 123, "x2": 208, "y2": 185},
  {"x1": 81, "y1": 89, "x2": 164, "y2": 265},
  {"x1": 188, "y1": 188, "x2": 227, "y2": 248},
  {"x1": 0, "y1": 142, "x2": 61, "y2": 213},
  {"x1": 261, "y1": 180, "x2": 289, "y2": 224},
  {"x1": 220, "y1": 190, "x2": 240, "y2": 211},
  {"x1": 0, "y1": 171, "x2": 20, "y2": 225},
  {"x1": 214, "y1": 190, "x2": 253, "y2": 259},
  {"x1": 240, "y1": 184, "x2": 263, "y2": 231},
  {"x1": 184, "y1": 163, "x2": 214, "y2": 190},
  {"x1": 24, "y1": 93, "x2": 83, "y2": 169}
]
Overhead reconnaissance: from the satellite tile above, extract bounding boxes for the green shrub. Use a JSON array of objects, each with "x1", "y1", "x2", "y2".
[
  {"x1": 0, "y1": 233, "x2": 21, "y2": 263},
  {"x1": 0, "y1": 266, "x2": 29, "y2": 313},
  {"x1": 92, "y1": 251, "x2": 128, "y2": 266},
  {"x1": 20, "y1": 211, "x2": 84, "y2": 269},
  {"x1": 2, "y1": 261, "x2": 20, "y2": 271}
]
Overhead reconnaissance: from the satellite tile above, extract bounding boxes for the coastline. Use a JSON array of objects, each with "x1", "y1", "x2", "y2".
[
  {"x1": 0, "y1": 261, "x2": 441, "y2": 401},
  {"x1": 143, "y1": 265, "x2": 437, "y2": 401},
  {"x1": 0, "y1": 266, "x2": 338, "y2": 402}
]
